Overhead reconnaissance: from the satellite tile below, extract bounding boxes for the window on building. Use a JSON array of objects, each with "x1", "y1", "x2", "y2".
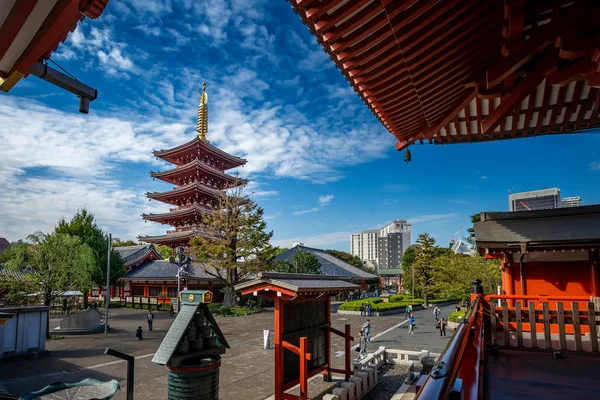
[
  {"x1": 131, "y1": 286, "x2": 144, "y2": 296},
  {"x1": 149, "y1": 286, "x2": 162, "y2": 297},
  {"x1": 167, "y1": 287, "x2": 179, "y2": 298}
]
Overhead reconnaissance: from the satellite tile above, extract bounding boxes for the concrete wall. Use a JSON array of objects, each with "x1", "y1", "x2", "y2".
[{"x1": 0, "y1": 306, "x2": 48, "y2": 359}]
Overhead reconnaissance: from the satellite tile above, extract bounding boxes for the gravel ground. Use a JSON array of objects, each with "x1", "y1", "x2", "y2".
[{"x1": 362, "y1": 363, "x2": 415, "y2": 400}]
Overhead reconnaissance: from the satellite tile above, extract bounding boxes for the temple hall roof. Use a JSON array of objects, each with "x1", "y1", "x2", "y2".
[
  {"x1": 273, "y1": 245, "x2": 377, "y2": 280},
  {"x1": 123, "y1": 260, "x2": 221, "y2": 280},
  {"x1": 113, "y1": 244, "x2": 162, "y2": 268},
  {"x1": 475, "y1": 205, "x2": 600, "y2": 248}
]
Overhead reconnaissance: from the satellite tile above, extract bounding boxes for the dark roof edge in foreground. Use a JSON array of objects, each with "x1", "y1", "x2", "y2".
[
  {"x1": 257, "y1": 272, "x2": 344, "y2": 280},
  {"x1": 481, "y1": 204, "x2": 600, "y2": 222}
]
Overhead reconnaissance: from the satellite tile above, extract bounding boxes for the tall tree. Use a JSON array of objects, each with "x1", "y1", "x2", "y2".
[
  {"x1": 430, "y1": 253, "x2": 501, "y2": 302},
  {"x1": 465, "y1": 213, "x2": 481, "y2": 247},
  {"x1": 112, "y1": 238, "x2": 139, "y2": 247},
  {"x1": 55, "y1": 209, "x2": 125, "y2": 307},
  {"x1": 5, "y1": 232, "x2": 97, "y2": 337},
  {"x1": 401, "y1": 246, "x2": 416, "y2": 271},
  {"x1": 276, "y1": 250, "x2": 322, "y2": 274},
  {"x1": 156, "y1": 245, "x2": 173, "y2": 259},
  {"x1": 401, "y1": 233, "x2": 437, "y2": 306},
  {"x1": 190, "y1": 185, "x2": 277, "y2": 307}
]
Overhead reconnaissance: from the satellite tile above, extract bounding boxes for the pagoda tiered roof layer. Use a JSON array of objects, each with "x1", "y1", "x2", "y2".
[
  {"x1": 150, "y1": 159, "x2": 247, "y2": 188},
  {"x1": 153, "y1": 136, "x2": 247, "y2": 170},
  {"x1": 142, "y1": 205, "x2": 213, "y2": 226},
  {"x1": 287, "y1": 0, "x2": 600, "y2": 150},
  {"x1": 138, "y1": 228, "x2": 214, "y2": 248},
  {"x1": 146, "y1": 182, "x2": 221, "y2": 207}
]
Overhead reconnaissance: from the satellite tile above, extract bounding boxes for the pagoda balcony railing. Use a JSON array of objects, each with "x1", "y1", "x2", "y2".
[{"x1": 166, "y1": 227, "x2": 196, "y2": 234}]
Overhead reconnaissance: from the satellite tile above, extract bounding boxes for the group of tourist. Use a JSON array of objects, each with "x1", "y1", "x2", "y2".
[
  {"x1": 359, "y1": 302, "x2": 372, "y2": 316},
  {"x1": 405, "y1": 304, "x2": 448, "y2": 337},
  {"x1": 355, "y1": 319, "x2": 372, "y2": 360}
]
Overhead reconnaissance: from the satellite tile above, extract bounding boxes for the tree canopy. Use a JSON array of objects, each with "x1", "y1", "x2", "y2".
[
  {"x1": 276, "y1": 250, "x2": 322, "y2": 274},
  {"x1": 401, "y1": 233, "x2": 437, "y2": 305},
  {"x1": 156, "y1": 245, "x2": 173, "y2": 259},
  {"x1": 112, "y1": 238, "x2": 139, "y2": 247},
  {"x1": 190, "y1": 184, "x2": 277, "y2": 307}
]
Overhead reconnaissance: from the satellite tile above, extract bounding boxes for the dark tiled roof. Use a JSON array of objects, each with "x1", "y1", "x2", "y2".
[
  {"x1": 0, "y1": 238, "x2": 10, "y2": 252},
  {"x1": 235, "y1": 272, "x2": 359, "y2": 293},
  {"x1": 475, "y1": 205, "x2": 600, "y2": 245},
  {"x1": 0, "y1": 266, "x2": 33, "y2": 279},
  {"x1": 123, "y1": 260, "x2": 221, "y2": 280},
  {"x1": 272, "y1": 245, "x2": 377, "y2": 279},
  {"x1": 114, "y1": 244, "x2": 162, "y2": 265}
]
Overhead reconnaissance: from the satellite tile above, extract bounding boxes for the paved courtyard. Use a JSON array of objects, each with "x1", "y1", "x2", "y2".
[{"x1": 0, "y1": 303, "x2": 456, "y2": 399}]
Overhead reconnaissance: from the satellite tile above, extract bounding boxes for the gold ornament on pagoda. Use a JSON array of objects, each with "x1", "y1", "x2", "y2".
[{"x1": 197, "y1": 82, "x2": 209, "y2": 142}]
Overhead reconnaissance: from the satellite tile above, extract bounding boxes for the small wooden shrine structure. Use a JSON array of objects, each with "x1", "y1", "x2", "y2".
[{"x1": 236, "y1": 273, "x2": 359, "y2": 400}]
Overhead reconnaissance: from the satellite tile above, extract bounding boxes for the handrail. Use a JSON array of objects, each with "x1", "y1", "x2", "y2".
[
  {"x1": 416, "y1": 297, "x2": 480, "y2": 400},
  {"x1": 486, "y1": 294, "x2": 590, "y2": 301}
]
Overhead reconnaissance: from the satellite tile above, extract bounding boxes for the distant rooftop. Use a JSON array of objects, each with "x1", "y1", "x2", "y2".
[{"x1": 0, "y1": 238, "x2": 10, "y2": 253}]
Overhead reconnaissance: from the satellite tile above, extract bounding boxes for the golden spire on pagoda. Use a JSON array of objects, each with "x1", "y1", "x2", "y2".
[{"x1": 197, "y1": 82, "x2": 209, "y2": 141}]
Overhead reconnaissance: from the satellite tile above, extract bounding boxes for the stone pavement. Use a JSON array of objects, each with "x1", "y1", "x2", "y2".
[
  {"x1": 0, "y1": 304, "x2": 437, "y2": 400},
  {"x1": 371, "y1": 303, "x2": 457, "y2": 354}
]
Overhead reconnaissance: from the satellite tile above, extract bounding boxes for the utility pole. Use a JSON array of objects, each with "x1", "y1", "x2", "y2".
[
  {"x1": 105, "y1": 233, "x2": 111, "y2": 334},
  {"x1": 412, "y1": 263, "x2": 415, "y2": 302}
]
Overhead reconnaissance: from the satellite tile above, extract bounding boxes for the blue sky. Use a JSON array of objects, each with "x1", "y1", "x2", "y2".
[{"x1": 1, "y1": 0, "x2": 599, "y2": 251}]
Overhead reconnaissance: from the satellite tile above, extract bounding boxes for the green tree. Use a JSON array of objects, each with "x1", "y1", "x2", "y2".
[
  {"x1": 402, "y1": 233, "x2": 437, "y2": 306},
  {"x1": 275, "y1": 247, "x2": 289, "y2": 256},
  {"x1": 324, "y1": 249, "x2": 374, "y2": 273},
  {"x1": 112, "y1": 238, "x2": 139, "y2": 247},
  {"x1": 5, "y1": 232, "x2": 97, "y2": 337},
  {"x1": 401, "y1": 246, "x2": 416, "y2": 271},
  {"x1": 190, "y1": 185, "x2": 277, "y2": 307},
  {"x1": 276, "y1": 250, "x2": 322, "y2": 274},
  {"x1": 465, "y1": 213, "x2": 481, "y2": 247},
  {"x1": 55, "y1": 208, "x2": 125, "y2": 307},
  {"x1": 430, "y1": 253, "x2": 501, "y2": 302},
  {"x1": 156, "y1": 245, "x2": 172, "y2": 259}
]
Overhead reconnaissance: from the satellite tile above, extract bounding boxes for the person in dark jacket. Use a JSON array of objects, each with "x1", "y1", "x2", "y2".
[{"x1": 136, "y1": 326, "x2": 143, "y2": 340}]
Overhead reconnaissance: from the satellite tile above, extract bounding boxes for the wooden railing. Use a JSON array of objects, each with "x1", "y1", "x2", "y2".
[{"x1": 484, "y1": 295, "x2": 600, "y2": 352}]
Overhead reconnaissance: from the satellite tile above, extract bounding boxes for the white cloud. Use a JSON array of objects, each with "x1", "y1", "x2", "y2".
[
  {"x1": 318, "y1": 195, "x2": 334, "y2": 205},
  {"x1": 589, "y1": 161, "x2": 600, "y2": 171},
  {"x1": 292, "y1": 207, "x2": 321, "y2": 216},
  {"x1": 264, "y1": 212, "x2": 282, "y2": 220}
]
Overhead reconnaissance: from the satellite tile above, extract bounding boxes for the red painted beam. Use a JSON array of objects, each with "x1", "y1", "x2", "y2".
[
  {"x1": 560, "y1": 80, "x2": 583, "y2": 132},
  {"x1": 0, "y1": 1, "x2": 38, "y2": 66},
  {"x1": 546, "y1": 60, "x2": 597, "y2": 86}
]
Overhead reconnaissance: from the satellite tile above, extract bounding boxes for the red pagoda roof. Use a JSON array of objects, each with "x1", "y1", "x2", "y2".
[
  {"x1": 150, "y1": 159, "x2": 247, "y2": 188},
  {"x1": 138, "y1": 229, "x2": 212, "y2": 247},
  {"x1": 288, "y1": 0, "x2": 600, "y2": 151},
  {"x1": 146, "y1": 182, "x2": 221, "y2": 207},
  {"x1": 142, "y1": 205, "x2": 213, "y2": 226},
  {"x1": 153, "y1": 136, "x2": 247, "y2": 170},
  {"x1": 0, "y1": 0, "x2": 109, "y2": 92}
]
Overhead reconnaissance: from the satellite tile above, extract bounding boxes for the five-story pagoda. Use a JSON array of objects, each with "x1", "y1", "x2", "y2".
[{"x1": 139, "y1": 83, "x2": 247, "y2": 249}]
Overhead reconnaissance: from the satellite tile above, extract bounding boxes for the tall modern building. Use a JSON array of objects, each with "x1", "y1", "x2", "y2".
[
  {"x1": 509, "y1": 188, "x2": 561, "y2": 211},
  {"x1": 351, "y1": 220, "x2": 411, "y2": 269},
  {"x1": 561, "y1": 196, "x2": 582, "y2": 208}
]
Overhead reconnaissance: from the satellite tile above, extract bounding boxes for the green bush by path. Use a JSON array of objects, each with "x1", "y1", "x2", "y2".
[
  {"x1": 448, "y1": 310, "x2": 466, "y2": 323},
  {"x1": 390, "y1": 295, "x2": 404, "y2": 302},
  {"x1": 339, "y1": 298, "x2": 423, "y2": 312},
  {"x1": 429, "y1": 298, "x2": 460, "y2": 304}
]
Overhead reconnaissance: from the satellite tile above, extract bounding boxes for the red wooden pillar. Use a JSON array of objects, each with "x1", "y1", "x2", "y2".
[
  {"x1": 344, "y1": 324, "x2": 352, "y2": 381},
  {"x1": 110, "y1": 286, "x2": 114, "y2": 298},
  {"x1": 299, "y1": 337, "x2": 308, "y2": 400},
  {"x1": 274, "y1": 297, "x2": 284, "y2": 400},
  {"x1": 143, "y1": 284, "x2": 149, "y2": 297},
  {"x1": 323, "y1": 296, "x2": 332, "y2": 382},
  {"x1": 120, "y1": 285, "x2": 124, "y2": 298}
]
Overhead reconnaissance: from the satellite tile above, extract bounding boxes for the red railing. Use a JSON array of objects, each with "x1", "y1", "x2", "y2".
[{"x1": 416, "y1": 296, "x2": 484, "y2": 400}]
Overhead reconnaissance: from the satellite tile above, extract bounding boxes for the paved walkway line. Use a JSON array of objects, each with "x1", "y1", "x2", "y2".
[
  {"x1": 0, "y1": 353, "x2": 156, "y2": 384},
  {"x1": 371, "y1": 318, "x2": 410, "y2": 342}
]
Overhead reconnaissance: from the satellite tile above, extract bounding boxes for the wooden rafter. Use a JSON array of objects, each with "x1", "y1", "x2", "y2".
[{"x1": 421, "y1": 90, "x2": 477, "y2": 140}]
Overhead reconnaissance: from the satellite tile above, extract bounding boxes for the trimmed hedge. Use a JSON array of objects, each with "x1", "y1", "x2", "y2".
[
  {"x1": 448, "y1": 310, "x2": 466, "y2": 323},
  {"x1": 390, "y1": 295, "x2": 404, "y2": 302},
  {"x1": 339, "y1": 298, "x2": 423, "y2": 312},
  {"x1": 429, "y1": 298, "x2": 460, "y2": 304}
]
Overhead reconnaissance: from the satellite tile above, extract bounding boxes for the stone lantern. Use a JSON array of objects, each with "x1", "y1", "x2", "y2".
[{"x1": 152, "y1": 290, "x2": 229, "y2": 400}]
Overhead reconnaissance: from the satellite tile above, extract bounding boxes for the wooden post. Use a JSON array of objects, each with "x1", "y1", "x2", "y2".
[
  {"x1": 543, "y1": 302, "x2": 552, "y2": 350},
  {"x1": 274, "y1": 298, "x2": 283, "y2": 400},
  {"x1": 502, "y1": 301, "x2": 509, "y2": 346},
  {"x1": 490, "y1": 301, "x2": 497, "y2": 347},
  {"x1": 516, "y1": 301, "x2": 523, "y2": 348},
  {"x1": 572, "y1": 302, "x2": 583, "y2": 351},
  {"x1": 345, "y1": 324, "x2": 352, "y2": 381},
  {"x1": 557, "y1": 302, "x2": 567, "y2": 351},
  {"x1": 587, "y1": 302, "x2": 598, "y2": 352},
  {"x1": 299, "y1": 337, "x2": 308, "y2": 400},
  {"x1": 323, "y1": 296, "x2": 332, "y2": 382},
  {"x1": 528, "y1": 302, "x2": 537, "y2": 349}
]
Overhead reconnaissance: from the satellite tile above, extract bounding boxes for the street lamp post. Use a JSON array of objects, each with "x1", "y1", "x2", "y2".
[
  {"x1": 412, "y1": 263, "x2": 415, "y2": 302},
  {"x1": 169, "y1": 247, "x2": 191, "y2": 314}
]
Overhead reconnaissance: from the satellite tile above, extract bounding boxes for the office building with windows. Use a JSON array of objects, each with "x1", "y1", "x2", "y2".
[
  {"x1": 509, "y1": 188, "x2": 561, "y2": 211},
  {"x1": 561, "y1": 196, "x2": 582, "y2": 208},
  {"x1": 351, "y1": 220, "x2": 411, "y2": 269}
]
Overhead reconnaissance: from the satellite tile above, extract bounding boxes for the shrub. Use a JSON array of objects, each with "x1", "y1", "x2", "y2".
[
  {"x1": 217, "y1": 305, "x2": 232, "y2": 315},
  {"x1": 429, "y1": 298, "x2": 460, "y2": 304},
  {"x1": 208, "y1": 303, "x2": 221, "y2": 313},
  {"x1": 448, "y1": 310, "x2": 466, "y2": 323},
  {"x1": 339, "y1": 298, "x2": 382, "y2": 311},
  {"x1": 390, "y1": 295, "x2": 404, "y2": 302}
]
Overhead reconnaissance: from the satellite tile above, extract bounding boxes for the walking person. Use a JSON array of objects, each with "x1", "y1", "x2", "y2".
[
  {"x1": 439, "y1": 317, "x2": 447, "y2": 338},
  {"x1": 355, "y1": 330, "x2": 367, "y2": 361},
  {"x1": 169, "y1": 303, "x2": 175, "y2": 317},
  {"x1": 366, "y1": 302, "x2": 372, "y2": 317},
  {"x1": 147, "y1": 310, "x2": 154, "y2": 332},
  {"x1": 408, "y1": 313, "x2": 416, "y2": 335},
  {"x1": 405, "y1": 304, "x2": 412, "y2": 319},
  {"x1": 363, "y1": 319, "x2": 372, "y2": 343},
  {"x1": 433, "y1": 305, "x2": 441, "y2": 321},
  {"x1": 360, "y1": 303, "x2": 365, "y2": 316}
]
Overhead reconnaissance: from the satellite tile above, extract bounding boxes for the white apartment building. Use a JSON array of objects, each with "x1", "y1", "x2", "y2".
[
  {"x1": 351, "y1": 220, "x2": 412, "y2": 269},
  {"x1": 561, "y1": 196, "x2": 582, "y2": 208}
]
